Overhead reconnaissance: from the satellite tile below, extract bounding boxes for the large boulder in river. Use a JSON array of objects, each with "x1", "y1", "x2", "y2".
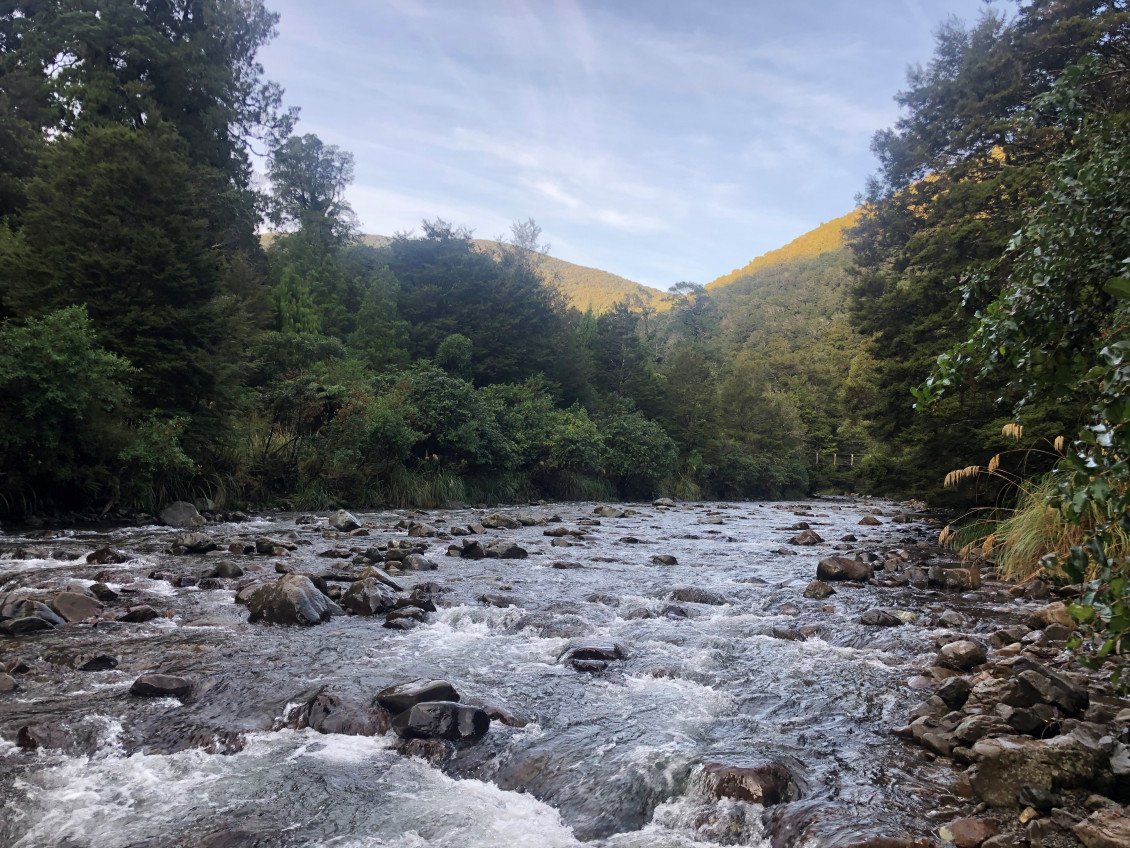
[
  {"x1": 341, "y1": 578, "x2": 399, "y2": 616},
  {"x1": 304, "y1": 691, "x2": 386, "y2": 736},
  {"x1": 246, "y1": 573, "x2": 343, "y2": 625},
  {"x1": 160, "y1": 501, "x2": 205, "y2": 528},
  {"x1": 594, "y1": 506, "x2": 626, "y2": 519},
  {"x1": 49, "y1": 592, "x2": 103, "y2": 623},
  {"x1": 968, "y1": 734, "x2": 1111, "y2": 806},
  {"x1": 171, "y1": 532, "x2": 217, "y2": 554},
  {"x1": 328, "y1": 509, "x2": 361, "y2": 532},
  {"x1": 391, "y1": 701, "x2": 490, "y2": 742},
  {"x1": 816, "y1": 556, "x2": 872, "y2": 582}
]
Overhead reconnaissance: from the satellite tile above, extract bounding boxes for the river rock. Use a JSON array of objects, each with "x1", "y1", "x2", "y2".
[
  {"x1": 384, "y1": 606, "x2": 427, "y2": 628},
  {"x1": 562, "y1": 642, "x2": 624, "y2": 672},
  {"x1": 667, "y1": 588, "x2": 727, "y2": 605},
  {"x1": 209, "y1": 561, "x2": 243, "y2": 579},
  {"x1": 377, "y1": 679, "x2": 461, "y2": 714},
  {"x1": 328, "y1": 510, "x2": 362, "y2": 532},
  {"x1": 0, "y1": 673, "x2": 17, "y2": 692},
  {"x1": 789, "y1": 530, "x2": 824, "y2": 546},
  {"x1": 651, "y1": 554, "x2": 678, "y2": 566},
  {"x1": 653, "y1": 498, "x2": 676, "y2": 508},
  {"x1": 171, "y1": 532, "x2": 217, "y2": 554},
  {"x1": 357, "y1": 566, "x2": 404, "y2": 591},
  {"x1": 305, "y1": 691, "x2": 384, "y2": 736},
  {"x1": 255, "y1": 537, "x2": 295, "y2": 555},
  {"x1": 130, "y1": 673, "x2": 192, "y2": 697},
  {"x1": 968, "y1": 735, "x2": 1111, "y2": 806},
  {"x1": 594, "y1": 506, "x2": 625, "y2": 518},
  {"x1": 482, "y1": 513, "x2": 522, "y2": 529},
  {"x1": 990, "y1": 626, "x2": 1030, "y2": 648},
  {"x1": 859, "y1": 515, "x2": 882, "y2": 526},
  {"x1": 701, "y1": 761, "x2": 800, "y2": 806},
  {"x1": 860, "y1": 609, "x2": 903, "y2": 627},
  {"x1": 407, "y1": 522, "x2": 438, "y2": 538},
  {"x1": 941, "y1": 818, "x2": 999, "y2": 848},
  {"x1": 544, "y1": 526, "x2": 571, "y2": 537},
  {"x1": 803, "y1": 580, "x2": 835, "y2": 599},
  {"x1": 458, "y1": 539, "x2": 486, "y2": 559},
  {"x1": 816, "y1": 556, "x2": 872, "y2": 581},
  {"x1": 160, "y1": 501, "x2": 205, "y2": 528},
  {"x1": 1028, "y1": 602, "x2": 1073, "y2": 630},
  {"x1": 939, "y1": 640, "x2": 987, "y2": 671},
  {"x1": 953, "y1": 714, "x2": 1013, "y2": 746},
  {"x1": 938, "y1": 677, "x2": 972, "y2": 710},
  {"x1": 399, "y1": 553, "x2": 439, "y2": 571},
  {"x1": 479, "y1": 592, "x2": 520, "y2": 608},
  {"x1": 342, "y1": 578, "x2": 400, "y2": 616},
  {"x1": 1074, "y1": 809, "x2": 1130, "y2": 848},
  {"x1": 246, "y1": 573, "x2": 343, "y2": 625},
  {"x1": 48, "y1": 591, "x2": 102, "y2": 623},
  {"x1": 120, "y1": 604, "x2": 159, "y2": 623},
  {"x1": 88, "y1": 582, "x2": 118, "y2": 602},
  {"x1": 1008, "y1": 656, "x2": 1089, "y2": 714},
  {"x1": 16, "y1": 723, "x2": 67, "y2": 750},
  {"x1": 486, "y1": 542, "x2": 528, "y2": 559},
  {"x1": 2, "y1": 615, "x2": 54, "y2": 636},
  {"x1": 86, "y1": 547, "x2": 130, "y2": 565},
  {"x1": 391, "y1": 701, "x2": 490, "y2": 742}
]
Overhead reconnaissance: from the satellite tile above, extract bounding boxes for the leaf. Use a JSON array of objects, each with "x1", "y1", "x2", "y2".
[
  {"x1": 1104, "y1": 277, "x2": 1130, "y2": 299},
  {"x1": 1067, "y1": 602, "x2": 1096, "y2": 623}
]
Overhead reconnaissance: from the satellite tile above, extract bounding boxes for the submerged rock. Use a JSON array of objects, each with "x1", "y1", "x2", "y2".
[{"x1": 701, "y1": 761, "x2": 801, "y2": 806}]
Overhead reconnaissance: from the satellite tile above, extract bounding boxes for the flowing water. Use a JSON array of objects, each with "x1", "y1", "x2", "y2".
[{"x1": 0, "y1": 499, "x2": 1001, "y2": 847}]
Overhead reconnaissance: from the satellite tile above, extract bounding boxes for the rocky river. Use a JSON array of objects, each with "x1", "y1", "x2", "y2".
[{"x1": 1, "y1": 498, "x2": 1128, "y2": 848}]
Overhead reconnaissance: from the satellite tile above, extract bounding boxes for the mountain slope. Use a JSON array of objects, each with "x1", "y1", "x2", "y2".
[
  {"x1": 354, "y1": 235, "x2": 667, "y2": 314},
  {"x1": 707, "y1": 208, "x2": 862, "y2": 290}
]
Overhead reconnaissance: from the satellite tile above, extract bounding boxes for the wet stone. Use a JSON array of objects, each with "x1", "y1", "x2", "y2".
[
  {"x1": 939, "y1": 640, "x2": 987, "y2": 671},
  {"x1": 0, "y1": 673, "x2": 17, "y2": 692},
  {"x1": 130, "y1": 673, "x2": 192, "y2": 698},
  {"x1": 16, "y1": 723, "x2": 68, "y2": 750},
  {"x1": 377, "y1": 679, "x2": 461, "y2": 714},
  {"x1": 701, "y1": 761, "x2": 800, "y2": 806},
  {"x1": 120, "y1": 604, "x2": 161, "y2": 624},
  {"x1": 86, "y1": 546, "x2": 130, "y2": 565},
  {"x1": 391, "y1": 701, "x2": 490, "y2": 742},
  {"x1": 328, "y1": 509, "x2": 362, "y2": 532},
  {"x1": 75, "y1": 654, "x2": 119, "y2": 671},
  {"x1": 860, "y1": 609, "x2": 903, "y2": 627},
  {"x1": 88, "y1": 582, "x2": 118, "y2": 602},
  {"x1": 803, "y1": 580, "x2": 835, "y2": 599}
]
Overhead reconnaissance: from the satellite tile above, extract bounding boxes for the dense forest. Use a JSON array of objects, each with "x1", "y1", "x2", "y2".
[{"x1": 0, "y1": 0, "x2": 1126, "y2": 611}]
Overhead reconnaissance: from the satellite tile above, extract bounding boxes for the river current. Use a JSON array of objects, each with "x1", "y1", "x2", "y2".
[{"x1": 0, "y1": 498, "x2": 997, "y2": 847}]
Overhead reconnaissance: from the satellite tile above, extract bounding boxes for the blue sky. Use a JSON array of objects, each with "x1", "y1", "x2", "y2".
[{"x1": 258, "y1": 0, "x2": 993, "y2": 288}]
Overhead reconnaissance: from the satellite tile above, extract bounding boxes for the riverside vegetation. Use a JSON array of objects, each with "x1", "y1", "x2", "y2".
[{"x1": 1, "y1": 0, "x2": 1130, "y2": 737}]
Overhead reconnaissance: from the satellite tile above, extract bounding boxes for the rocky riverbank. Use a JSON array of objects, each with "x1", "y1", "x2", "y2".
[{"x1": 1, "y1": 498, "x2": 1128, "y2": 847}]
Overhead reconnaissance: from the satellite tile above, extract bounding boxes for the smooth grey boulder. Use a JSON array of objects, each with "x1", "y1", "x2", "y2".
[
  {"x1": 860, "y1": 608, "x2": 903, "y2": 627},
  {"x1": 160, "y1": 501, "x2": 205, "y2": 528},
  {"x1": 50, "y1": 592, "x2": 103, "y2": 623},
  {"x1": 328, "y1": 509, "x2": 361, "y2": 532}
]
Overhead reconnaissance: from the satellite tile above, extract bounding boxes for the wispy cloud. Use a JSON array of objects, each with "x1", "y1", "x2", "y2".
[{"x1": 260, "y1": 0, "x2": 989, "y2": 287}]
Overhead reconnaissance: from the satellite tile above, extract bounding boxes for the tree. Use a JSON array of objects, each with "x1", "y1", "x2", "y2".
[{"x1": 268, "y1": 133, "x2": 357, "y2": 243}]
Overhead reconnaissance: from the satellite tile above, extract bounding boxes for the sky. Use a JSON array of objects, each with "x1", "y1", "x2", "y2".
[{"x1": 258, "y1": 0, "x2": 993, "y2": 289}]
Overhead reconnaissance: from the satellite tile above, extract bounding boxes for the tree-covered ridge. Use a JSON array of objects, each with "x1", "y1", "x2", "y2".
[{"x1": 706, "y1": 208, "x2": 862, "y2": 290}]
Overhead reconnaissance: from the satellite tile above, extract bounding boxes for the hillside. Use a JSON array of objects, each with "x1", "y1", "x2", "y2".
[
  {"x1": 707, "y1": 207, "x2": 862, "y2": 289},
  {"x1": 352, "y1": 235, "x2": 667, "y2": 314}
]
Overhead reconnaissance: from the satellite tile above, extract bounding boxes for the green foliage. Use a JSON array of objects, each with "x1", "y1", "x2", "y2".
[{"x1": 0, "y1": 306, "x2": 134, "y2": 510}]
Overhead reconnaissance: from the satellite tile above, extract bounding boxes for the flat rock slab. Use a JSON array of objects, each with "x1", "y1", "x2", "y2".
[{"x1": 377, "y1": 679, "x2": 460, "y2": 714}]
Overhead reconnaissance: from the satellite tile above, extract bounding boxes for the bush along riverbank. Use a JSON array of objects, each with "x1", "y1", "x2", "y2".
[{"x1": 1, "y1": 497, "x2": 1129, "y2": 847}]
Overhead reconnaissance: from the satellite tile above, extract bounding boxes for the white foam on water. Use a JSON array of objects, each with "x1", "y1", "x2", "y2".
[{"x1": 0, "y1": 737, "x2": 19, "y2": 757}]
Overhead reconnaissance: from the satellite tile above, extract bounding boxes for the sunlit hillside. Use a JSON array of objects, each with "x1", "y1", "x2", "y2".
[
  {"x1": 707, "y1": 207, "x2": 862, "y2": 289},
  {"x1": 348, "y1": 235, "x2": 668, "y2": 314}
]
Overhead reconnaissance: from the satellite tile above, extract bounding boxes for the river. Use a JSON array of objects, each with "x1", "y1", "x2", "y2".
[{"x1": 0, "y1": 498, "x2": 1012, "y2": 847}]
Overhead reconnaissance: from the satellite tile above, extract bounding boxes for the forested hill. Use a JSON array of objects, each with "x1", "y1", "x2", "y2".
[
  {"x1": 356, "y1": 235, "x2": 669, "y2": 314},
  {"x1": 706, "y1": 208, "x2": 862, "y2": 290}
]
